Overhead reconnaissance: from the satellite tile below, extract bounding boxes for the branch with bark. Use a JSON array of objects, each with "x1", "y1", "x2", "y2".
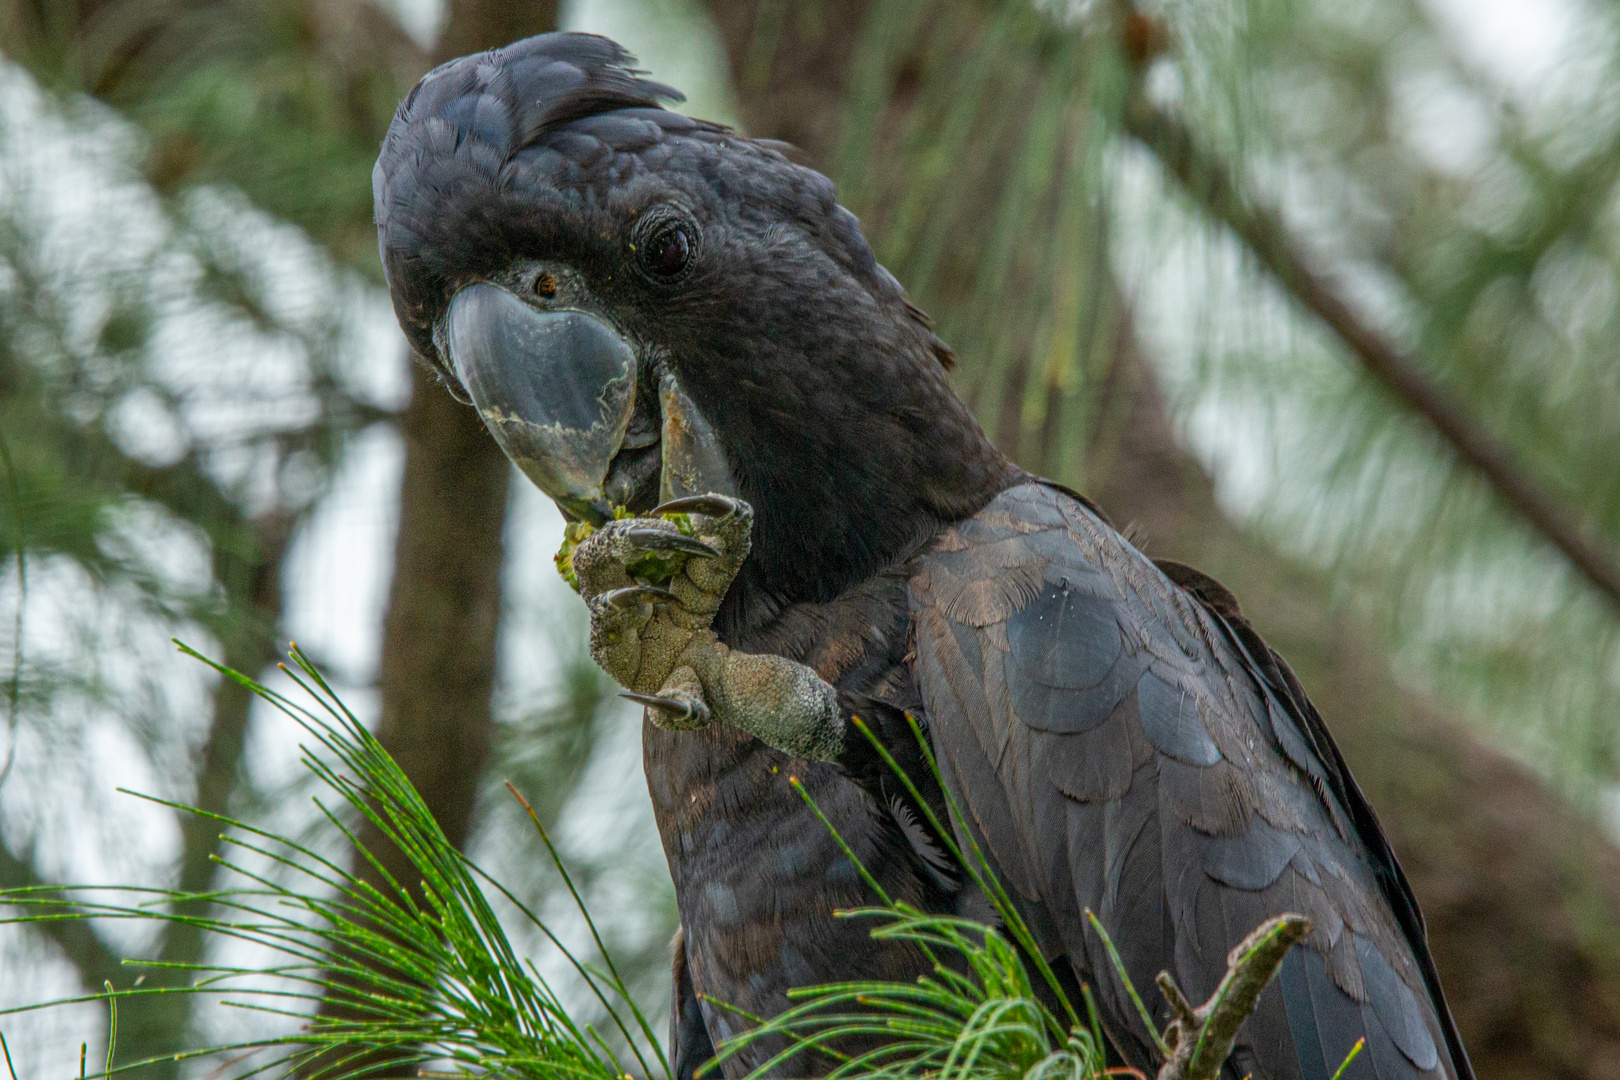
[
  {"x1": 1154, "y1": 915, "x2": 1312, "y2": 1080},
  {"x1": 1114, "y1": 41, "x2": 1620, "y2": 614},
  {"x1": 356, "y1": 0, "x2": 560, "y2": 916}
]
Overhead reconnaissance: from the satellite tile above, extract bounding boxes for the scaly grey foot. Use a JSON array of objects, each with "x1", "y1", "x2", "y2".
[{"x1": 571, "y1": 495, "x2": 844, "y2": 760}]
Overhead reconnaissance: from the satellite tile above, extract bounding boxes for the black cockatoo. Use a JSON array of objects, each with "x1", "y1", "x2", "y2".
[{"x1": 372, "y1": 32, "x2": 1474, "y2": 1080}]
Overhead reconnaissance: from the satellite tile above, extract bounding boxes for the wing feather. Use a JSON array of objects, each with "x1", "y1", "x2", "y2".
[
  {"x1": 1160, "y1": 756, "x2": 1255, "y2": 836},
  {"x1": 1042, "y1": 692, "x2": 1152, "y2": 804},
  {"x1": 909, "y1": 483, "x2": 1468, "y2": 1080},
  {"x1": 1137, "y1": 669, "x2": 1223, "y2": 765},
  {"x1": 1303, "y1": 949, "x2": 1379, "y2": 1080}
]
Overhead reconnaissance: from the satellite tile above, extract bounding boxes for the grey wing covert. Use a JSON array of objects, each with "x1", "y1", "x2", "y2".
[{"x1": 907, "y1": 482, "x2": 1467, "y2": 1080}]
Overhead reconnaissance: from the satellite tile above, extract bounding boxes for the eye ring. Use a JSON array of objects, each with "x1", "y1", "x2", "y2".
[{"x1": 633, "y1": 208, "x2": 700, "y2": 284}]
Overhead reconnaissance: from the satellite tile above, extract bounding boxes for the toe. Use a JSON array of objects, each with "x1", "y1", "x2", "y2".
[
  {"x1": 620, "y1": 525, "x2": 721, "y2": 559},
  {"x1": 653, "y1": 494, "x2": 749, "y2": 520},
  {"x1": 600, "y1": 584, "x2": 678, "y2": 609},
  {"x1": 622, "y1": 690, "x2": 711, "y2": 728}
]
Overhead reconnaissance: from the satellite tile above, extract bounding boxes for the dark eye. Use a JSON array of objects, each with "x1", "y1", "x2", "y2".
[{"x1": 645, "y1": 225, "x2": 692, "y2": 280}]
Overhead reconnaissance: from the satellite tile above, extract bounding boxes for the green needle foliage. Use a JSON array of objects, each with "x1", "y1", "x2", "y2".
[
  {"x1": 830, "y1": 0, "x2": 1131, "y2": 485},
  {"x1": 709, "y1": 906, "x2": 1110, "y2": 1080},
  {"x1": 0, "y1": 654, "x2": 1309, "y2": 1080},
  {"x1": 0, "y1": 644, "x2": 668, "y2": 1080},
  {"x1": 707, "y1": 716, "x2": 1104, "y2": 1079}
]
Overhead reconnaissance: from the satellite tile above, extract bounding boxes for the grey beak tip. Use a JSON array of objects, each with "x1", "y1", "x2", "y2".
[{"x1": 446, "y1": 284, "x2": 637, "y2": 511}]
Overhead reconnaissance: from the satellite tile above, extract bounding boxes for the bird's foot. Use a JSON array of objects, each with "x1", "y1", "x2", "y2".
[
  {"x1": 572, "y1": 495, "x2": 844, "y2": 760},
  {"x1": 573, "y1": 495, "x2": 749, "y2": 694},
  {"x1": 621, "y1": 664, "x2": 710, "y2": 730}
]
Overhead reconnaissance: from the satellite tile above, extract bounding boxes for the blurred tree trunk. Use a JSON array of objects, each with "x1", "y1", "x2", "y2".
[
  {"x1": 700, "y1": 2, "x2": 1620, "y2": 1076},
  {"x1": 358, "y1": 0, "x2": 558, "y2": 919},
  {"x1": 305, "y1": 7, "x2": 563, "y2": 1052},
  {"x1": 367, "y1": 366, "x2": 508, "y2": 881}
]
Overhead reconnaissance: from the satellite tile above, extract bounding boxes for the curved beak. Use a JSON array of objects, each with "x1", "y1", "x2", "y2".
[{"x1": 445, "y1": 283, "x2": 636, "y2": 523}]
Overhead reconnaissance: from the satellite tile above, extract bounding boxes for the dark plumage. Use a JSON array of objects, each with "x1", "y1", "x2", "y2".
[{"x1": 374, "y1": 33, "x2": 1474, "y2": 1080}]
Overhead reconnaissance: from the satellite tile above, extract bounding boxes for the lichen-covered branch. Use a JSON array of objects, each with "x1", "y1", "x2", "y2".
[{"x1": 1155, "y1": 914, "x2": 1312, "y2": 1080}]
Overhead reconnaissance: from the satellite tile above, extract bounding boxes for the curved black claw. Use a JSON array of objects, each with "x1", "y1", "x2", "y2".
[
  {"x1": 653, "y1": 494, "x2": 746, "y2": 520},
  {"x1": 600, "y1": 585, "x2": 678, "y2": 610},
  {"x1": 621, "y1": 691, "x2": 711, "y2": 726},
  {"x1": 621, "y1": 526, "x2": 720, "y2": 559}
]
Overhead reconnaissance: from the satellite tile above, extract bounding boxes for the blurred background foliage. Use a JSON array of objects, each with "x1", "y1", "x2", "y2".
[{"x1": 0, "y1": 0, "x2": 1618, "y2": 1076}]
